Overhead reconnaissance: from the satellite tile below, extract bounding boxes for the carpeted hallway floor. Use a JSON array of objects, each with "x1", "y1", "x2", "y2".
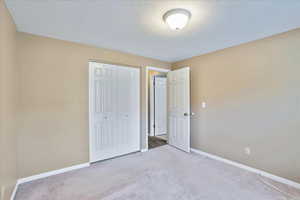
[{"x1": 15, "y1": 145, "x2": 300, "y2": 200}]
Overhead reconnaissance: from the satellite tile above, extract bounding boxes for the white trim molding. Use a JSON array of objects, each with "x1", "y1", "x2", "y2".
[
  {"x1": 140, "y1": 148, "x2": 148, "y2": 152},
  {"x1": 17, "y1": 163, "x2": 90, "y2": 185},
  {"x1": 11, "y1": 163, "x2": 90, "y2": 199},
  {"x1": 10, "y1": 183, "x2": 18, "y2": 200},
  {"x1": 146, "y1": 66, "x2": 170, "y2": 73},
  {"x1": 191, "y1": 148, "x2": 300, "y2": 189}
]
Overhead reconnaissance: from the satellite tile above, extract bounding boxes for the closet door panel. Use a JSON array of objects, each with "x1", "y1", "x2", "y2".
[
  {"x1": 90, "y1": 62, "x2": 140, "y2": 162},
  {"x1": 117, "y1": 67, "x2": 140, "y2": 151},
  {"x1": 117, "y1": 68, "x2": 130, "y2": 149},
  {"x1": 91, "y1": 65, "x2": 118, "y2": 160},
  {"x1": 128, "y1": 69, "x2": 140, "y2": 150}
]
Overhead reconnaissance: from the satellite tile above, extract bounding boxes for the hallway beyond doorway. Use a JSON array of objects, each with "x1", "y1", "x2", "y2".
[{"x1": 148, "y1": 136, "x2": 167, "y2": 149}]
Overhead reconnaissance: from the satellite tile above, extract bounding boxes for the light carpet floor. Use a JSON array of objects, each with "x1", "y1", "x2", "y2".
[{"x1": 15, "y1": 145, "x2": 300, "y2": 200}]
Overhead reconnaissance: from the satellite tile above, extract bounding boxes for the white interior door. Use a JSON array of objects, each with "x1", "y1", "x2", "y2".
[
  {"x1": 167, "y1": 67, "x2": 190, "y2": 152},
  {"x1": 154, "y1": 76, "x2": 167, "y2": 136},
  {"x1": 89, "y1": 62, "x2": 140, "y2": 162}
]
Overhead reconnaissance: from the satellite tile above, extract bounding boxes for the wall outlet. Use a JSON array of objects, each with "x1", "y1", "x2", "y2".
[{"x1": 245, "y1": 147, "x2": 251, "y2": 155}]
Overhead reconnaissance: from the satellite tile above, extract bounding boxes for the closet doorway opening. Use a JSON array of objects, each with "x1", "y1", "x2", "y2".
[{"x1": 147, "y1": 68, "x2": 168, "y2": 149}]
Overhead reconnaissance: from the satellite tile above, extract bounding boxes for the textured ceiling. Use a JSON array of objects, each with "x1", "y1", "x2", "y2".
[{"x1": 6, "y1": 0, "x2": 300, "y2": 62}]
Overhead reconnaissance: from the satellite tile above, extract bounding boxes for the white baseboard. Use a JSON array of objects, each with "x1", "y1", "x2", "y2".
[
  {"x1": 191, "y1": 148, "x2": 300, "y2": 190},
  {"x1": 17, "y1": 163, "x2": 90, "y2": 185},
  {"x1": 140, "y1": 148, "x2": 148, "y2": 152},
  {"x1": 10, "y1": 183, "x2": 19, "y2": 200}
]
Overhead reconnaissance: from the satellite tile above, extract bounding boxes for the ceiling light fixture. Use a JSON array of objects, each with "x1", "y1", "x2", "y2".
[{"x1": 163, "y1": 8, "x2": 191, "y2": 30}]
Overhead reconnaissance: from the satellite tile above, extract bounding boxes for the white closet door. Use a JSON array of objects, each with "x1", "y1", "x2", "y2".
[
  {"x1": 89, "y1": 62, "x2": 140, "y2": 162},
  {"x1": 154, "y1": 77, "x2": 167, "y2": 136},
  {"x1": 167, "y1": 68, "x2": 190, "y2": 152}
]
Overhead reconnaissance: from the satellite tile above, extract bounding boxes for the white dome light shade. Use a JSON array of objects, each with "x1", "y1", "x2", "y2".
[{"x1": 163, "y1": 8, "x2": 191, "y2": 30}]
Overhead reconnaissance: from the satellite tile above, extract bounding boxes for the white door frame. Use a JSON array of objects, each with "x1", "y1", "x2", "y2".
[
  {"x1": 89, "y1": 61, "x2": 141, "y2": 162},
  {"x1": 145, "y1": 66, "x2": 170, "y2": 151},
  {"x1": 149, "y1": 75, "x2": 155, "y2": 136}
]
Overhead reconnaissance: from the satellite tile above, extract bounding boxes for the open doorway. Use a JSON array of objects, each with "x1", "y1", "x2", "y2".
[
  {"x1": 144, "y1": 66, "x2": 191, "y2": 152},
  {"x1": 147, "y1": 69, "x2": 168, "y2": 149}
]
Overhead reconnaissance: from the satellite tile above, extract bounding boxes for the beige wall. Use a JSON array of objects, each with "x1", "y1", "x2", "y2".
[
  {"x1": 2, "y1": 0, "x2": 299, "y2": 187},
  {"x1": 16, "y1": 32, "x2": 170, "y2": 178},
  {"x1": 172, "y1": 28, "x2": 300, "y2": 183},
  {"x1": 0, "y1": 0, "x2": 18, "y2": 199}
]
